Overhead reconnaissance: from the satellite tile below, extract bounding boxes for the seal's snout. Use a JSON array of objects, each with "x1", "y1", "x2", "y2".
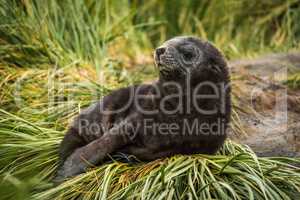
[
  {"x1": 156, "y1": 47, "x2": 166, "y2": 59},
  {"x1": 154, "y1": 47, "x2": 166, "y2": 65}
]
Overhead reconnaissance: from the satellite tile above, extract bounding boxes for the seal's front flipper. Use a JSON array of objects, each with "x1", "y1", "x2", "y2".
[{"x1": 54, "y1": 124, "x2": 133, "y2": 180}]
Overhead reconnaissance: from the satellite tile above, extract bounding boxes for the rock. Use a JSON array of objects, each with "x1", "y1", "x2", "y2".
[{"x1": 229, "y1": 52, "x2": 300, "y2": 157}]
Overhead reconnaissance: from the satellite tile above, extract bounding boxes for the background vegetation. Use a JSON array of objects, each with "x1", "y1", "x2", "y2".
[{"x1": 0, "y1": 0, "x2": 300, "y2": 199}]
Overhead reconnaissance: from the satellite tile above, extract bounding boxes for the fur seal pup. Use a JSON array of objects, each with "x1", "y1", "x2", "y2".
[{"x1": 55, "y1": 36, "x2": 231, "y2": 182}]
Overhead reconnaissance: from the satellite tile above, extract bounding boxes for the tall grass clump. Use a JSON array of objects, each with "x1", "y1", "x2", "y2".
[
  {"x1": 0, "y1": 0, "x2": 149, "y2": 70},
  {"x1": 1, "y1": 0, "x2": 300, "y2": 69},
  {"x1": 0, "y1": 109, "x2": 299, "y2": 200}
]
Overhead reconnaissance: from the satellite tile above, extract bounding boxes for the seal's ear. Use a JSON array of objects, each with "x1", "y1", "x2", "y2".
[
  {"x1": 210, "y1": 64, "x2": 222, "y2": 73},
  {"x1": 204, "y1": 41, "x2": 227, "y2": 69},
  {"x1": 204, "y1": 41, "x2": 223, "y2": 58}
]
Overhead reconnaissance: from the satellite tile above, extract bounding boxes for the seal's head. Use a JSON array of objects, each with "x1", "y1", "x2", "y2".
[{"x1": 154, "y1": 36, "x2": 228, "y2": 82}]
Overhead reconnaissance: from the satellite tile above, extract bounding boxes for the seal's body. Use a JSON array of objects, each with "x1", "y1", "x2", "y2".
[{"x1": 55, "y1": 36, "x2": 231, "y2": 182}]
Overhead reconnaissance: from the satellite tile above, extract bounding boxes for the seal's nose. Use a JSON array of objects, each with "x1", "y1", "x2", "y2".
[{"x1": 155, "y1": 47, "x2": 166, "y2": 60}]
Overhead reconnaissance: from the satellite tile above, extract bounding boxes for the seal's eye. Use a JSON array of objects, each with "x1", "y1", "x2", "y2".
[{"x1": 183, "y1": 51, "x2": 193, "y2": 60}]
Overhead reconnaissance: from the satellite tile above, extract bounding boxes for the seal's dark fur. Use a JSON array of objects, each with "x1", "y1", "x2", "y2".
[{"x1": 55, "y1": 36, "x2": 231, "y2": 182}]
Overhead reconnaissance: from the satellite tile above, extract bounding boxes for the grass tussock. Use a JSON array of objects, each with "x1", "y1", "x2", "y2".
[
  {"x1": 1, "y1": 109, "x2": 299, "y2": 200},
  {"x1": 1, "y1": 0, "x2": 300, "y2": 199}
]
